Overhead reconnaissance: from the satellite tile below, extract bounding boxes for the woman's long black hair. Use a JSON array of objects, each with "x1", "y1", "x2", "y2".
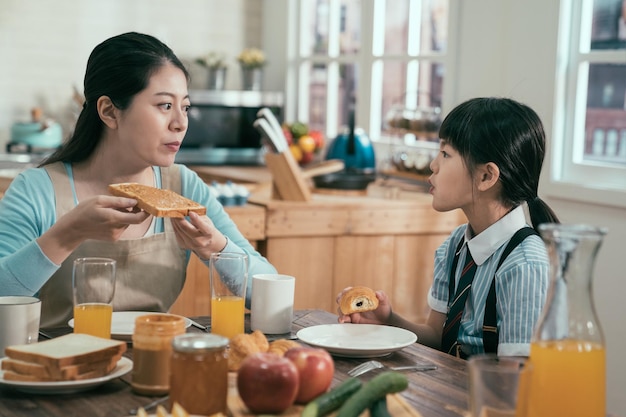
[
  {"x1": 41, "y1": 32, "x2": 189, "y2": 166},
  {"x1": 438, "y1": 97, "x2": 559, "y2": 229}
]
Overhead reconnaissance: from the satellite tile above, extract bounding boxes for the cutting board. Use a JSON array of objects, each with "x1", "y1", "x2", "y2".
[{"x1": 227, "y1": 374, "x2": 423, "y2": 417}]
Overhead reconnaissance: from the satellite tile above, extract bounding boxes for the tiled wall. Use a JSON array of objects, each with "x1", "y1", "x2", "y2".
[{"x1": 0, "y1": 0, "x2": 262, "y2": 150}]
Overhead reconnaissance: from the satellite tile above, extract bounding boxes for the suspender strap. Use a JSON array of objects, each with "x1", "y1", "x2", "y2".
[{"x1": 482, "y1": 227, "x2": 539, "y2": 354}]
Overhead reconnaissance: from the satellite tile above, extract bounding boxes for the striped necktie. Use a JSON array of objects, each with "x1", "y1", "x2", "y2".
[{"x1": 441, "y1": 247, "x2": 477, "y2": 357}]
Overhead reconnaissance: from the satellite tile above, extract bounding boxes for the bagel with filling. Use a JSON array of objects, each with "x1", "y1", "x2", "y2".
[{"x1": 339, "y1": 286, "x2": 379, "y2": 315}]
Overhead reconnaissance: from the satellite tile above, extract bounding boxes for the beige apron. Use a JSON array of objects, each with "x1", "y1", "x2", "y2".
[{"x1": 39, "y1": 162, "x2": 187, "y2": 329}]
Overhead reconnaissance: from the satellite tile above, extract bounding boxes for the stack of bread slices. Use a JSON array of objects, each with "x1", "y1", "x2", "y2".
[{"x1": 1, "y1": 333, "x2": 126, "y2": 382}]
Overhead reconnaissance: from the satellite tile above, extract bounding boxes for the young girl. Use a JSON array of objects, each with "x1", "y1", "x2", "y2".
[
  {"x1": 338, "y1": 97, "x2": 560, "y2": 358},
  {"x1": 0, "y1": 32, "x2": 276, "y2": 328}
]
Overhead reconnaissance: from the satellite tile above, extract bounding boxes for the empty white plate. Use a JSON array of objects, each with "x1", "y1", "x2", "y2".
[{"x1": 296, "y1": 323, "x2": 417, "y2": 358}]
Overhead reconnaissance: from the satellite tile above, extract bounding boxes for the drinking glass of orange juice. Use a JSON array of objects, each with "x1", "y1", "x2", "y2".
[
  {"x1": 72, "y1": 257, "x2": 116, "y2": 339},
  {"x1": 209, "y1": 252, "x2": 248, "y2": 339}
]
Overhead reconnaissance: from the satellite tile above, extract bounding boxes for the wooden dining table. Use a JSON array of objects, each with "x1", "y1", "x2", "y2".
[{"x1": 0, "y1": 309, "x2": 473, "y2": 417}]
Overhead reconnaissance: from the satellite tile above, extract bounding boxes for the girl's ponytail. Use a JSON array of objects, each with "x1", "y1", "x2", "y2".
[{"x1": 527, "y1": 196, "x2": 560, "y2": 230}]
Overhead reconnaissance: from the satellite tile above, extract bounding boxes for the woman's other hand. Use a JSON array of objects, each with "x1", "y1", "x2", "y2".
[
  {"x1": 70, "y1": 196, "x2": 151, "y2": 240},
  {"x1": 335, "y1": 286, "x2": 392, "y2": 325},
  {"x1": 170, "y1": 211, "x2": 228, "y2": 259}
]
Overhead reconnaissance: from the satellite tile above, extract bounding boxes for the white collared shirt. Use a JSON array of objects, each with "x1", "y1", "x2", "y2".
[{"x1": 428, "y1": 206, "x2": 550, "y2": 356}]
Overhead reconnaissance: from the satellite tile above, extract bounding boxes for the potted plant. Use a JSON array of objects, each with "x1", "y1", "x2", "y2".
[
  {"x1": 195, "y1": 52, "x2": 228, "y2": 90},
  {"x1": 237, "y1": 48, "x2": 266, "y2": 90}
]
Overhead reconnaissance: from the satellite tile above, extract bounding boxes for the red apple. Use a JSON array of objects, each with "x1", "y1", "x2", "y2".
[
  {"x1": 236, "y1": 352, "x2": 300, "y2": 414},
  {"x1": 284, "y1": 347, "x2": 335, "y2": 404},
  {"x1": 300, "y1": 151, "x2": 315, "y2": 165},
  {"x1": 282, "y1": 126, "x2": 294, "y2": 145}
]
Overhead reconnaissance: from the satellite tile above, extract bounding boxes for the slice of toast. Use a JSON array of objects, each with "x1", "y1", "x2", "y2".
[
  {"x1": 108, "y1": 183, "x2": 206, "y2": 218},
  {"x1": 1, "y1": 360, "x2": 118, "y2": 382},
  {"x1": 1, "y1": 357, "x2": 120, "y2": 382},
  {"x1": 4, "y1": 333, "x2": 127, "y2": 370},
  {"x1": 1, "y1": 353, "x2": 122, "y2": 380}
]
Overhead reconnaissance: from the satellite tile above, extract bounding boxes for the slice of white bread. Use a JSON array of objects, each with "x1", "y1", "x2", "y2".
[
  {"x1": 4, "y1": 333, "x2": 126, "y2": 371},
  {"x1": 2, "y1": 358, "x2": 119, "y2": 382},
  {"x1": 1, "y1": 353, "x2": 122, "y2": 380},
  {"x1": 108, "y1": 183, "x2": 206, "y2": 218}
]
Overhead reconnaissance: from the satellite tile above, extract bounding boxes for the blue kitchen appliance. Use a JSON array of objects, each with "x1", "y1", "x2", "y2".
[{"x1": 313, "y1": 106, "x2": 377, "y2": 190}]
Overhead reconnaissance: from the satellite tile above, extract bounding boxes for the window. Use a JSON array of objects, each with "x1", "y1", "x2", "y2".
[
  {"x1": 285, "y1": 0, "x2": 450, "y2": 145},
  {"x1": 551, "y1": 0, "x2": 626, "y2": 206}
]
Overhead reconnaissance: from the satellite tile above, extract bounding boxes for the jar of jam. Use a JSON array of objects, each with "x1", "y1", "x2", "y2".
[
  {"x1": 170, "y1": 333, "x2": 229, "y2": 415},
  {"x1": 131, "y1": 314, "x2": 186, "y2": 396}
]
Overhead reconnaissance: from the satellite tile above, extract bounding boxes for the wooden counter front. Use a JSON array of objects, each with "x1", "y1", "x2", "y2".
[{"x1": 249, "y1": 190, "x2": 465, "y2": 323}]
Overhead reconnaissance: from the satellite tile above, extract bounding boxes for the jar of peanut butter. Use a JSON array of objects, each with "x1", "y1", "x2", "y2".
[
  {"x1": 131, "y1": 314, "x2": 186, "y2": 396},
  {"x1": 170, "y1": 333, "x2": 229, "y2": 415}
]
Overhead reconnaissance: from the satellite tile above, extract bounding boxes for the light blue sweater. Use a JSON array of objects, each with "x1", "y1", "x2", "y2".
[{"x1": 0, "y1": 163, "x2": 276, "y2": 307}]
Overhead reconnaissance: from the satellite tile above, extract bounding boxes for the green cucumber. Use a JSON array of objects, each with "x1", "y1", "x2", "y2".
[
  {"x1": 301, "y1": 377, "x2": 362, "y2": 417},
  {"x1": 369, "y1": 396, "x2": 391, "y2": 417},
  {"x1": 336, "y1": 372, "x2": 409, "y2": 417}
]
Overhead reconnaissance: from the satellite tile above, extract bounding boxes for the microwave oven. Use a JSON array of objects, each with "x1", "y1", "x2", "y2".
[{"x1": 175, "y1": 90, "x2": 284, "y2": 165}]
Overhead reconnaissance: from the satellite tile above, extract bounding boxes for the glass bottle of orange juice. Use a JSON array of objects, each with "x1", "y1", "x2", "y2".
[{"x1": 524, "y1": 224, "x2": 607, "y2": 417}]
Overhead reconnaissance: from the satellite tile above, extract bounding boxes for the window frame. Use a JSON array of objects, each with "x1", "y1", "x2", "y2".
[
  {"x1": 283, "y1": 0, "x2": 456, "y2": 143},
  {"x1": 547, "y1": 0, "x2": 626, "y2": 208}
]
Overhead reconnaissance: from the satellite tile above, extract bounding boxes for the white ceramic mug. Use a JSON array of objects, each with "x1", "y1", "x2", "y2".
[
  {"x1": 0, "y1": 296, "x2": 41, "y2": 355},
  {"x1": 250, "y1": 274, "x2": 295, "y2": 334}
]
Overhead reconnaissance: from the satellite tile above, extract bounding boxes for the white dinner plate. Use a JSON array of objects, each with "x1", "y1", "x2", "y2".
[
  {"x1": 68, "y1": 311, "x2": 192, "y2": 341},
  {"x1": 0, "y1": 356, "x2": 132, "y2": 394},
  {"x1": 296, "y1": 323, "x2": 417, "y2": 358}
]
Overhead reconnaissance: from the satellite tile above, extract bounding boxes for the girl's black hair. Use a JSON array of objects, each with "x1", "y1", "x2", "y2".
[
  {"x1": 41, "y1": 32, "x2": 189, "y2": 166},
  {"x1": 438, "y1": 97, "x2": 559, "y2": 229}
]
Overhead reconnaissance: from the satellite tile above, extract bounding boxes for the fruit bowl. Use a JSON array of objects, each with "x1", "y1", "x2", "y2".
[{"x1": 282, "y1": 122, "x2": 325, "y2": 166}]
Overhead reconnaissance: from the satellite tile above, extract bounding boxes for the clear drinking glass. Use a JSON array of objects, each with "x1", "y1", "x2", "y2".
[
  {"x1": 209, "y1": 252, "x2": 248, "y2": 339},
  {"x1": 468, "y1": 354, "x2": 531, "y2": 417},
  {"x1": 72, "y1": 257, "x2": 116, "y2": 339}
]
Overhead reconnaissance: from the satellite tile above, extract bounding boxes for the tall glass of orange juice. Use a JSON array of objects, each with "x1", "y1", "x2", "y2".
[
  {"x1": 209, "y1": 252, "x2": 248, "y2": 339},
  {"x1": 72, "y1": 257, "x2": 116, "y2": 339}
]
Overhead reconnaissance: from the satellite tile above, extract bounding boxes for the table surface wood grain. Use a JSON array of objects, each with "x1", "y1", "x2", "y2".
[{"x1": 0, "y1": 310, "x2": 617, "y2": 417}]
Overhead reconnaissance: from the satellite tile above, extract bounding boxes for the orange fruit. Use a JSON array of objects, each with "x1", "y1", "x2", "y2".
[
  {"x1": 298, "y1": 135, "x2": 316, "y2": 153},
  {"x1": 289, "y1": 144, "x2": 303, "y2": 162},
  {"x1": 309, "y1": 130, "x2": 325, "y2": 148}
]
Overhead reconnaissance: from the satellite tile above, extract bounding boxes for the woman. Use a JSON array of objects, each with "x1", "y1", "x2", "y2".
[
  {"x1": 0, "y1": 32, "x2": 276, "y2": 328},
  {"x1": 338, "y1": 97, "x2": 560, "y2": 358}
]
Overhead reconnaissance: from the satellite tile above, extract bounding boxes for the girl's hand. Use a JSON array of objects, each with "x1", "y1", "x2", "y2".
[
  {"x1": 170, "y1": 211, "x2": 228, "y2": 259},
  {"x1": 335, "y1": 286, "x2": 392, "y2": 324}
]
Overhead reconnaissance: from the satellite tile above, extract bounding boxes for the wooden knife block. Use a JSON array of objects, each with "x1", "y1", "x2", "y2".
[{"x1": 264, "y1": 151, "x2": 312, "y2": 202}]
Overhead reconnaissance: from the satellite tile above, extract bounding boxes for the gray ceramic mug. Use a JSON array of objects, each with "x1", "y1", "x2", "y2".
[{"x1": 0, "y1": 296, "x2": 41, "y2": 356}]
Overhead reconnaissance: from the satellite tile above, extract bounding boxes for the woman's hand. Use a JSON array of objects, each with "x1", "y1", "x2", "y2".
[
  {"x1": 336, "y1": 286, "x2": 392, "y2": 324},
  {"x1": 38, "y1": 195, "x2": 150, "y2": 264},
  {"x1": 170, "y1": 211, "x2": 228, "y2": 259},
  {"x1": 67, "y1": 195, "x2": 150, "y2": 241}
]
